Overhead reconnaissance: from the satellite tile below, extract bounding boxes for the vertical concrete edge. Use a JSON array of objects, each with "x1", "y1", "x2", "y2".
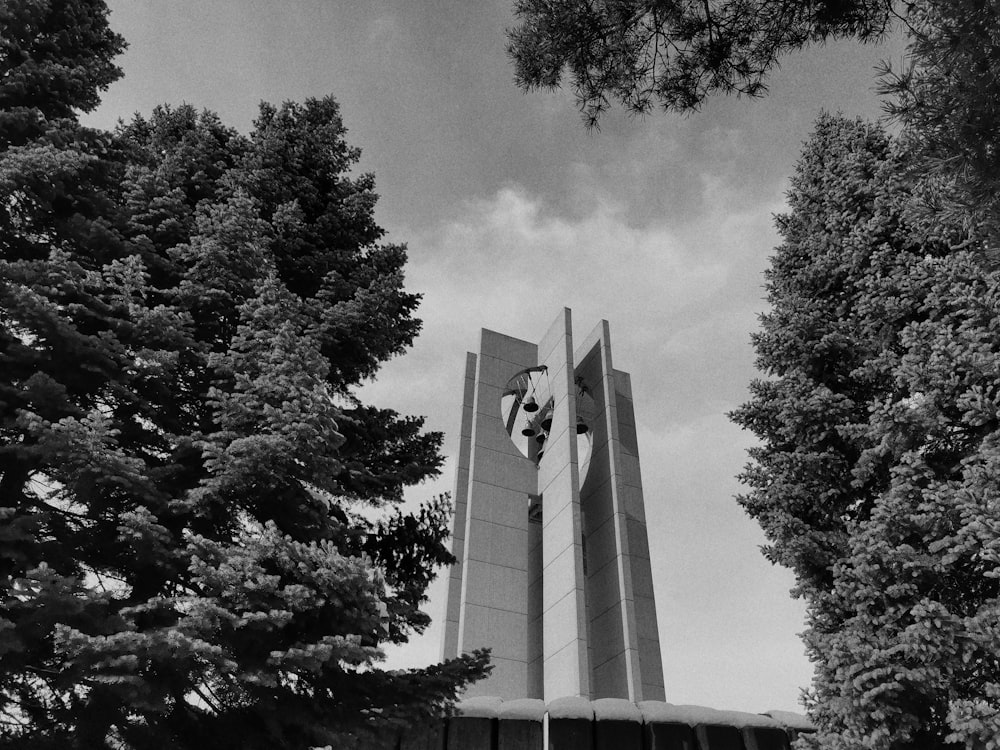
[{"x1": 444, "y1": 352, "x2": 478, "y2": 661}]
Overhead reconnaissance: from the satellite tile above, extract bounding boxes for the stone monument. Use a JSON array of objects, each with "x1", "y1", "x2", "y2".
[{"x1": 440, "y1": 308, "x2": 665, "y2": 702}]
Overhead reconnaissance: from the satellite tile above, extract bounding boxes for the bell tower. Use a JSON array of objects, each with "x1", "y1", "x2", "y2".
[{"x1": 440, "y1": 309, "x2": 664, "y2": 702}]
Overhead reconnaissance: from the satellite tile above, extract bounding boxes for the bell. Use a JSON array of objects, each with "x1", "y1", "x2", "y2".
[
  {"x1": 540, "y1": 410, "x2": 553, "y2": 432},
  {"x1": 535, "y1": 433, "x2": 546, "y2": 444},
  {"x1": 521, "y1": 423, "x2": 536, "y2": 437},
  {"x1": 536, "y1": 450, "x2": 544, "y2": 462},
  {"x1": 522, "y1": 395, "x2": 539, "y2": 413},
  {"x1": 576, "y1": 418, "x2": 589, "y2": 435}
]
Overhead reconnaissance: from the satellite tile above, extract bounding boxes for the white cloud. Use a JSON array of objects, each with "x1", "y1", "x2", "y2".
[{"x1": 419, "y1": 184, "x2": 727, "y2": 321}]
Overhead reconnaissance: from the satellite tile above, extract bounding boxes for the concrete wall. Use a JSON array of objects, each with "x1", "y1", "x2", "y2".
[{"x1": 536, "y1": 310, "x2": 589, "y2": 700}]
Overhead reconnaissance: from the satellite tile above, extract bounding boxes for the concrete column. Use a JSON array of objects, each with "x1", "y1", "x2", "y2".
[
  {"x1": 442, "y1": 353, "x2": 478, "y2": 661},
  {"x1": 613, "y1": 371, "x2": 665, "y2": 701},
  {"x1": 572, "y1": 321, "x2": 664, "y2": 701},
  {"x1": 537, "y1": 310, "x2": 590, "y2": 700},
  {"x1": 457, "y1": 331, "x2": 537, "y2": 698}
]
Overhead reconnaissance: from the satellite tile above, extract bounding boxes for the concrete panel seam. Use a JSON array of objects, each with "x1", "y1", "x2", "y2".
[{"x1": 541, "y1": 585, "x2": 586, "y2": 618}]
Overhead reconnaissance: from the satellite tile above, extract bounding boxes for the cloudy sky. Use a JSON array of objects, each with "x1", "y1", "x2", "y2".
[{"x1": 85, "y1": 1, "x2": 906, "y2": 714}]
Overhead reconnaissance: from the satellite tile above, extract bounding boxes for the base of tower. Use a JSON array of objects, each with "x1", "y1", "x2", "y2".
[{"x1": 386, "y1": 696, "x2": 813, "y2": 750}]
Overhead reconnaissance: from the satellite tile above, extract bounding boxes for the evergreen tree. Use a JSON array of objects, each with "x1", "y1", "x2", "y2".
[
  {"x1": 732, "y1": 114, "x2": 1000, "y2": 748},
  {"x1": 0, "y1": 0, "x2": 125, "y2": 148},
  {"x1": 0, "y1": 2, "x2": 489, "y2": 748},
  {"x1": 879, "y1": 0, "x2": 1000, "y2": 244},
  {"x1": 507, "y1": 0, "x2": 895, "y2": 126}
]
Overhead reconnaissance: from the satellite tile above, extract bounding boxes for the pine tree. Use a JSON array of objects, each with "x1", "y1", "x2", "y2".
[
  {"x1": 0, "y1": 0, "x2": 125, "y2": 148},
  {"x1": 0, "y1": 3, "x2": 489, "y2": 748},
  {"x1": 507, "y1": 0, "x2": 894, "y2": 126},
  {"x1": 879, "y1": 0, "x2": 1000, "y2": 245},
  {"x1": 732, "y1": 114, "x2": 1000, "y2": 748}
]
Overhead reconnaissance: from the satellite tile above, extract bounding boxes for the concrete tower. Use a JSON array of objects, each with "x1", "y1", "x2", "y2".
[{"x1": 440, "y1": 309, "x2": 665, "y2": 702}]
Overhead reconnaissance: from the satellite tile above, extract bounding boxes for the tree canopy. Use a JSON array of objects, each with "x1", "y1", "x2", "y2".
[
  {"x1": 0, "y1": 1, "x2": 489, "y2": 747},
  {"x1": 508, "y1": 0, "x2": 1000, "y2": 242},
  {"x1": 0, "y1": 0, "x2": 126, "y2": 148},
  {"x1": 507, "y1": 0, "x2": 895, "y2": 125},
  {"x1": 879, "y1": 0, "x2": 1000, "y2": 242},
  {"x1": 731, "y1": 114, "x2": 1000, "y2": 749}
]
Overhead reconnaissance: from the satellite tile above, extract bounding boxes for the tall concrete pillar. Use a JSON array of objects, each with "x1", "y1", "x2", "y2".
[{"x1": 442, "y1": 309, "x2": 664, "y2": 702}]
